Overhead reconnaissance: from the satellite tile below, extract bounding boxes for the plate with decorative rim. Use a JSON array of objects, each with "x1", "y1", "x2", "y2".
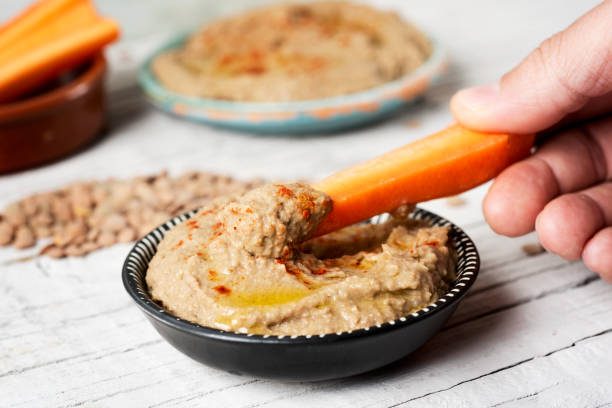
[
  {"x1": 122, "y1": 207, "x2": 478, "y2": 381},
  {"x1": 139, "y1": 34, "x2": 448, "y2": 134}
]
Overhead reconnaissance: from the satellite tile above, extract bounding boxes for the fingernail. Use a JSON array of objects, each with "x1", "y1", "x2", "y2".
[{"x1": 455, "y1": 82, "x2": 500, "y2": 112}]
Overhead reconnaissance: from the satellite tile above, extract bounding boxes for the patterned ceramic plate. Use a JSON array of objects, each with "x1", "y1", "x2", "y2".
[
  {"x1": 122, "y1": 208, "x2": 479, "y2": 381},
  {"x1": 139, "y1": 35, "x2": 448, "y2": 134}
]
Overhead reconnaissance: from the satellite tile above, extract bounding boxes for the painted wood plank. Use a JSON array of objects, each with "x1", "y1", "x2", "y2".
[
  {"x1": 400, "y1": 330, "x2": 612, "y2": 407},
  {"x1": 448, "y1": 260, "x2": 598, "y2": 327},
  {"x1": 197, "y1": 279, "x2": 610, "y2": 408},
  {"x1": 2, "y1": 267, "x2": 610, "y2": 407}
]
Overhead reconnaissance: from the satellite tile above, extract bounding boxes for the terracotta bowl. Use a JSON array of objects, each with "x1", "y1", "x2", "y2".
[
  {"x1": 0, "y1": 55, "x2": 106, "y2": 174},
  {"x1": 122, "y1": 208, "x2": 480, "y2": 381}
]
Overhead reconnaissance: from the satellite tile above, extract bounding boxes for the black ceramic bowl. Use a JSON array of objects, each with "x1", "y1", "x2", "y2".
[{"x1": 122, "y1": 208, "x2": 479, "y2": 381}]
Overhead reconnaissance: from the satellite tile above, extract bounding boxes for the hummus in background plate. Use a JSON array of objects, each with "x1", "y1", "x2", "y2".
[{"x1": 152, "y1": 1, "x2": 432, "y2": 102}]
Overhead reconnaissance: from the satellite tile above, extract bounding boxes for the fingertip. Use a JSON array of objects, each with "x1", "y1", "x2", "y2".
[
  {"x1": 536, "y1": 193, "x2": 605, "y2": 261},
  {"x1": 483, "y1": 184, "x2": 526, "y2": 237},
  {"x1": 451, "y1": 82, "x2": 565, "y2": 135},
  {"x1": 582, "y1": 227, "x2": 612, "y2": 283},
  {"x1": 450, "y1": 84, "x2": 500, "y2": 132},
  {"x1": 483, "y1": 159, "x2": 557, "y2": 237}
]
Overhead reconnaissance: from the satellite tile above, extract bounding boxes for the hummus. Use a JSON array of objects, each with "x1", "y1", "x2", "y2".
[
  {"x1": 152, "y1": 1, "x2": 432, "y2": 101},
  {"x1": 146, "y1": 183, "x2": 455, "y2": 336}
]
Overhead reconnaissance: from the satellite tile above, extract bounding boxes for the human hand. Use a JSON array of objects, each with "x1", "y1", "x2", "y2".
[{"x1": 450, "y1": 0, "x2": 612, "y2": 281}]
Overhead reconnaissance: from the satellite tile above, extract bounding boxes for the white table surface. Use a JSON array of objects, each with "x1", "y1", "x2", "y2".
[{"x1": 2, "y1": 0, "x2": 611, "y2": 407}]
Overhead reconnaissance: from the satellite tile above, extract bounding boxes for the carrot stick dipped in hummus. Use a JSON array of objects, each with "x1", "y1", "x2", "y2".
[
  {"x1": 147, "y1": 124, "x2": 532, "y2": 336},
  {"x1": 147, "y1": 183, "x2": 455, "y2": 336},
  {"x1": 312, "y1": 123, "x2": 534, "y2": 236}
]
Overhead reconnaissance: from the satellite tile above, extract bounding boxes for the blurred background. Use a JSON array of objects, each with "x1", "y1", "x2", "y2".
[
  {"x1": 1, "y1": 0, "x2": 584, "y2": 118},
  {"x1": 0, "y1": 0, "x2": 597, "y2": 206}
]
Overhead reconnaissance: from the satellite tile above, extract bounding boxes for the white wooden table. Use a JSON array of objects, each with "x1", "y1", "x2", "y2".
[{"x1": 2, "y1": 1, "x2": 611, "y2": 406}]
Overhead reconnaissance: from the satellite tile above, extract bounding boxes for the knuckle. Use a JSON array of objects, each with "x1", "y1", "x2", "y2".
[
  {"x1": 541, "y1": 34, "x2": 589, "y2": 106},
  {"x1": 542, "y1": 31, "x2": 612, "y2": 101}
]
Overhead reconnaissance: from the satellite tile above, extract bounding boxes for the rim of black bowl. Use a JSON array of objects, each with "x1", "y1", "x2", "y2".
[{"x1": 122, "y1": 207, "x2": 479, "y2": 344}]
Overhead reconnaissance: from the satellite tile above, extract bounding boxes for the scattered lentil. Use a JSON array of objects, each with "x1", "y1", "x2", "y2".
[
  {"x1": 446, "y1": 196, "x2": 467, "y2": 207},
  {"x1": 0, "y1": 170, "x2": 264, "y2": 258},
  {"x1": 13, "y1": 226, "x2": 35, "y2": 249},
  {"x1": 521, "y1": 243, "x2": 545, "y2": 256}
]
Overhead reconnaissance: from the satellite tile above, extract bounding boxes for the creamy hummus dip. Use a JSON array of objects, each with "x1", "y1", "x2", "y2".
[
  {"x1": 152, "y1": 1, "x2": 432, "y2": 101},
  {"x1": 146, "y1": 184, "x2": 455, "y2": 336}
]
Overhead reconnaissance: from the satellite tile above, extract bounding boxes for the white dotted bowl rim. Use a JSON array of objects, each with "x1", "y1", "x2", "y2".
[{"x1": 122, "y1": 207, "x2": 480, "y2": 344}]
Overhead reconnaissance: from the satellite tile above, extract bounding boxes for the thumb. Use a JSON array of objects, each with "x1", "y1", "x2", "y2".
[{"x1": 451, "y1": 0, "x2": 612, "y2": 134}]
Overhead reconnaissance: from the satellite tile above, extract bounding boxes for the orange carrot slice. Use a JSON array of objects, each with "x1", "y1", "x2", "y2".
[
  {"x1": 0, "y1": 0, "x2": 119, "y2": 102},
  {"x1": 0, "y1": 0, "x2": 84, "y2": 53},
  {"x1": 311, "y1": 124, "x2": 534, "y2": 237},
  {"x1": 0, "y1": 0, "x2": 99, "y2": 63},
  {"x1": 0, "y1": 17, "x2": 119, "y2": 102}
]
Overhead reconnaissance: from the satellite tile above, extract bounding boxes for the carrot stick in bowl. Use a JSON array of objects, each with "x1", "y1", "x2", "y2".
[{"x1": 311, "y1": 124, "x2": 534, "y2": 237}]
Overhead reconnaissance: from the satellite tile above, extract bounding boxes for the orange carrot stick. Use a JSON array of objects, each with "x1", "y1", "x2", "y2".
[
  {"x1": 311, "y1": 124, "x2": 534, "y2": 237},
  {"x1": 0, "y1": 18, "x2": 119, "y2": 102},
  {"x1": 0, "y1": 0, "x2": 84, "y2": 53},
  {"x1": 0, "y1": 0, "x2": 99, "y2": 63}
]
